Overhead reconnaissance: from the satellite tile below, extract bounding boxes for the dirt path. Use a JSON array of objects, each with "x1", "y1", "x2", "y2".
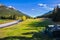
[{"x1": 0, "y1": 20, "x2": 22, "y2": 28}]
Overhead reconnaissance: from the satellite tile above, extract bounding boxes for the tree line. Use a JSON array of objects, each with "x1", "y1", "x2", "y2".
[{"x1": 0, "y1": 15, "x2": 28, "y2": 20}]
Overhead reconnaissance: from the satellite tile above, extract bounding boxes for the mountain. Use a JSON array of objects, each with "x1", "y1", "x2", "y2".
[
  {"x1": 36, "y1": 11, "x2": 53, "y2": 18},
  {"x1": 36, "y1": 5, "x2": 60, "y2": 22},
  {"x1": 0, "y1": 4, "x2": 31, "y2": 20}
]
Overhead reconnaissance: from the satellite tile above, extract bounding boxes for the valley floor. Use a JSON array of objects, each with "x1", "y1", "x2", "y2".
[{"x1": 0, "y1": 18, "x2": 54, "y2": 40}]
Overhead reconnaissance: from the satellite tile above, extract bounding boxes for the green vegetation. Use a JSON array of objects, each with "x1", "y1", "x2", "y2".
[
  {"x1": 22, "y1": 16, "x2": 27, "y2": 21},
  {"x1": 0, "y1": 19, "x2": 14, "y2": 24},
  {"x1": 0, "y1": 18, "x2": 54, "y2": 40}
]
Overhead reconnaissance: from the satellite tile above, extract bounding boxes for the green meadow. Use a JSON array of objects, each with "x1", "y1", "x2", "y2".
[
  {"x1": 0, "y1": 18, "x2": 54, "y2": 40},
  {"x1": 0, "y1": 19, "x2": 14, "y2": 24}
]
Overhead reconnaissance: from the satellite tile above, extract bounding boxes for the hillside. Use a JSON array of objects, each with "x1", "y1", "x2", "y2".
[
  {"x1": 36, "y1": 5, "x2": 60, "y2": 22},
  {"x1": 0, "y1": 4, "x2": 31, "y2": 20},
  {"x1": 36, "y1": 11, "x2": 53, "y2": 18}
]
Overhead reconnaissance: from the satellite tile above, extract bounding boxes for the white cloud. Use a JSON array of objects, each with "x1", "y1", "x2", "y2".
[
  {"x1": 8, "y1": 6, "x2": 13, "y2": 8},
  {"x1": 31, "y1": 9, "x2": 35, "y2": 10},
  {"x1": 38, "y1": 3, "x2": 54, "y2": 10},
  {"x1": 45, "y1": 6, "x2": 54, "y2": 10},
  {"x1": 57, "y1": 4, "x2": 60, "y2": 6},
  {"x1": 8, "y1": 6, "x2": 16, "y2": 9},
  {"x1": 48, "y1": 7, "x2": 54, "y2": 10},
  {"x1": 38, "y1": 3, "x2": 47, "y2": 7}
]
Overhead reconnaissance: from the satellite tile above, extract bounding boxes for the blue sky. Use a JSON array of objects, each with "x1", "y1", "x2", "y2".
[{"x1": 0, "y1": 0, "x2": 60, "y2": 17}]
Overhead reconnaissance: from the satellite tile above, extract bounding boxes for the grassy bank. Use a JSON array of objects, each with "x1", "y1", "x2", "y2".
[
  {"x1": 0, "y1": 18, "x2": 54, "y2": 40},
  {"x1": 0, "y1": 19, "x2": 15, "y2": 24}
]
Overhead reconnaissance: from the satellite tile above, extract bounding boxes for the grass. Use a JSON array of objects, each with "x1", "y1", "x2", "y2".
[
  {"x1": 0, "y1": 18, "x2": 54, "y2": 40},
  {"x1": 0, "y1": 19, "x2": 15, "y2": 24}
]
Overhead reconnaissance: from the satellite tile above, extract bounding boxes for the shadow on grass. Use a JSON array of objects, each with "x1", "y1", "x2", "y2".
[
  {"x1": 32, "y1": 31, "x2": 53, "y2": 40},
  {"x1": 22, "y1": 32, "x2": 36, "y2": 35},
  {"x1": 0, "y1": 36, "x2": 32, "y2": 40},
  {"x1": 0, "y1": 31, "x2": 53, "y2": 40},
  {"x1": 28, "y1": 20, "x2": 54, "y2": 27}
]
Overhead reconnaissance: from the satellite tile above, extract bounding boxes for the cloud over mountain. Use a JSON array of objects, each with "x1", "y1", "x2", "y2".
[{"x1": 8, "y1": 6, "x2": 16, "y2": 9}]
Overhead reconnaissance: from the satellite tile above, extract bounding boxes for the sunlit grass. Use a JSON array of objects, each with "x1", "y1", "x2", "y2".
[
  {"x1": 0, "y1": 19, "x2": 15, "y2": 24},
  {"x1": 0, "y1": 18, "x2": 54, "y2": 39}
]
